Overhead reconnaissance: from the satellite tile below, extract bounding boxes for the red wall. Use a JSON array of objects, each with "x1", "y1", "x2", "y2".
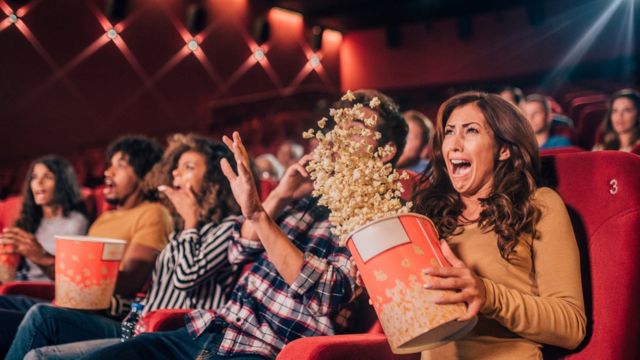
[
  {"x1": 340, "y1": 0, "x2": 634, "y2": 91},
  {"x1": 0, "y1": 0, "x2": 341, "y2": 165}
]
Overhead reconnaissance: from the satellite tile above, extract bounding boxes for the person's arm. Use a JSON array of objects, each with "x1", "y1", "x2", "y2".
[
  {"x1": 114, "y1": 243, "x2": 160, "y2": 298},
  {"x1": 285, "y1": 219, "x2": 358, "y2": 316},
  {"x1": 479, "y1": 188, "x2": 586, "y2": 349},
  {"x1": 171, "y1": 218, "x2": 239, "y2": 291},
  {"x1": 221, "y1": 132, "x2": 305, "y2": 284},
  {"x1": 114, "y1": 205, "x2": 172, "y2": 298}
]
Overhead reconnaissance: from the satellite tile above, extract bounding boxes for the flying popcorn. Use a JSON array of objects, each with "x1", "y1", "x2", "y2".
[{"x1": 304, "y1": 90, "x2": 412, "y2": 245}]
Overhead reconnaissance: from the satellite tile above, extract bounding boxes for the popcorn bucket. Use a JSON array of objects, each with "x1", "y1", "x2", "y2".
[
  {"x1": 347, "y1": 213, "x2": 477, "y2": 354},
  {"x1": 0, "y1": 245, "x2": 19, "y2": 283},
  {"x1": 54, "y1": 236, "x2": 126, "y2": 310}
]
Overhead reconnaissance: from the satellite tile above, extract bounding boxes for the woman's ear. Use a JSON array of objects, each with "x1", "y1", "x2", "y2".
[
  {"x1": 381, "y1": 142, "x2": 397, "y2": 164},
  {"x1": 498, "y1": 146, "x2": 511, "y2": 161}
]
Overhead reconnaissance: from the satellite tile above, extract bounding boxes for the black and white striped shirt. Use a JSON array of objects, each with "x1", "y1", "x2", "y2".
[{"x1": 141, "y1": 216, "x2": 240, "y2": 315}]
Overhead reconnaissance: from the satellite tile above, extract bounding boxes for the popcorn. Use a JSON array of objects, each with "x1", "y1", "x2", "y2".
[
  {"x1": 341, "y1": 90, "x2": 356, "y2": 101},
  {"x1": 379, "y1": 275, "x2": 464, "y2": 349},
  {"x1": 304, "y1": 91, "x2": 412, "y2": 245}
]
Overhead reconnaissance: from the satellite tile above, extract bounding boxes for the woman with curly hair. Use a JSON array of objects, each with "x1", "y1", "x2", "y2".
[
  {"x1": 6, "y1": 134, "x2": 243, "y2": 360},
  {"x1": 0, "y1": 155, "x2": 89, "y2": 282},
  {"x1": 413, "y1": 92, "x2": 586, "y2": 359},
  {"x1": 592, "y1": 89, "x2": 640, "y2": 152}
]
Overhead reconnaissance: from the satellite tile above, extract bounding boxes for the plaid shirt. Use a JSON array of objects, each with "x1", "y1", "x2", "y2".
[{"x1": 186, "y1": 197, "x2": 358, "y2": 359}]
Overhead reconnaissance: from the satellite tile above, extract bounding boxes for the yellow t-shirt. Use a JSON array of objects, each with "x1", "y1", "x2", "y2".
[
  {"x1": 88, "y1": 202, "x2": 173, "y2": 253},
  {"x1": 422, "y1": 187, "x2": 586, "y2": 360}
]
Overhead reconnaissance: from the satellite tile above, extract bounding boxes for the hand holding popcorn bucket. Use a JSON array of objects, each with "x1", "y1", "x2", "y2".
[
  {"x1": 0, "y1": 244, "x2": 20, "y2": 283},
  {"x1": 347, "y1": 213, "x2": 477, "y2": 354},
  {"x1": 54, "y1": 236, "x2": 126, "y2": 310}
]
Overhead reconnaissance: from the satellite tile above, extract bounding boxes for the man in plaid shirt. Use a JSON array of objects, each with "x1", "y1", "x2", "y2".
[{"x1": 82, "y1": 90, "x2": 408, "y2": 360}]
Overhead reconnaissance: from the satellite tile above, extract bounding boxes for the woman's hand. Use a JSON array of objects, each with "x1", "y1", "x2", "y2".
[
  {"x1": 423, "y1": 240, "x2": 486, "y2": 321},
  {"x1": 158, "y1": 183, "x2": 200, "y2": 229},
  {"x1": 220, "y1": 132, "x2": 264, "y2": 221},
  {"x1": 272, "y1": 155, "x2": 314, "y2": 202},
  {"x1": 0, "y1": 227, "x2": 50, "y2": 265}
]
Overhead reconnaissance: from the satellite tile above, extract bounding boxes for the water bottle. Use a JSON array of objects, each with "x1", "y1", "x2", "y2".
[{"x1": 120, "y1": 302, "x2": 144, "y2": 342}]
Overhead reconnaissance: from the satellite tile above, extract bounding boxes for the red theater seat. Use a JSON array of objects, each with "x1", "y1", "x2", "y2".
[
  {"x1": 92, "y1": 186, "x2": 114, "y2": 216},
  {"x1": 568, "y1": 95, "x2": 608, "y2": 126},
  {"x1": 0, "y1": 195, "x2": 23, "y2": 231},
  {"x1": 540, "y1": 151, "x2": 640, "y2": 359},
  {"x1": 259, "y1": 179, "x2": 278, "y2": 201},
  {"x1": 576, "y1": 103, "x2": 607, "y2": 149},
  {"x1": 540, "y1": 146, "x2": 584, "y2": 156},
  {"x1": 0, "y1": 281, "x2": 55, "y2": 300},
  {"x1": 142, "y1": 309, "x2": 191, "y2": 332}
]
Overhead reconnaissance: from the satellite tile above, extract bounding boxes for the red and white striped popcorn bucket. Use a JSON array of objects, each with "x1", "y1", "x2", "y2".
[{"x1": 347, "y1": 213, "x2": 477, "y2": 354}]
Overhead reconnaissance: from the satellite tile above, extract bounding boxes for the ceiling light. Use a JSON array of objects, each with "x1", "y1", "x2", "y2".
[
  {"x1": 253, "y1": 47, "x2": 265, "y2": 61},
  {"x1": 107, "y1": 28, "x2": 118, "y2": 40},
  {"x1": 187, "y1": 39, "x2": 199, "y2": 52},
  {"x1": 309, "y1": 54, "x2": 320, "y2": 69}
]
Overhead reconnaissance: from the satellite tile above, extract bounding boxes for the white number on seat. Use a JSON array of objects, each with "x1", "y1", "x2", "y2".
[{"x1": 609, "y1": 179, "x2": 618, "y2": 195}]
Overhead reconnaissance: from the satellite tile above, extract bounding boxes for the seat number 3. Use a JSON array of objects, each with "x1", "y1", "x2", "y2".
[{"x1": 609, "y1": 179, "x2": 618, "y2": 195}]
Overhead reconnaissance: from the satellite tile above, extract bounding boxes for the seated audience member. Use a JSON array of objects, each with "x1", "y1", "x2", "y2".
[
  {"x1": 496, "y1": 85, "x2": 524, "y2": 107},
  {"x1": 413, "y1": 92, "x2": 585, "y2": 359},
  {"x1": 593, "y1": 89, "x2": 640, "y2": 152},
  {"x1": 396, "y1": 110, "x2": 434, "y2": 174},
  {"x1": 0, "y1": 136, "x2": 171, "y2": 355},
  {"x1": 72, "y1": 89, "x2": 407, "y2": 360},
  {"x1": 275, "y1": 140, "x2": 304, "y2": 169},
  {"x1": 0, "y1": 155, "x2": 89, "y2": 282},
  {"x1": 0, "y1": 156, "x2": 89, "y2": 355},
  {"x1": 86, "y1": 135, "x2": 172, "y2": 300},
  {"x1": 6, "y1": 134, "x2": 242, "y2": 360},
  {"x1": 522, "y1": 94, "x2": 572, "y2": 149},
  {"x1": 254, "y1": 153, "x2": 284, "y2": 180}
]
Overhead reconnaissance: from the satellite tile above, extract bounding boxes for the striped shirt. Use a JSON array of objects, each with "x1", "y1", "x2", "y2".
[
  {"x1": 186, "y1": 197, "x2": 359, "y2": 359},
  {"x1": 137, "y1": 217, "x2": 240, "y2": 326}
]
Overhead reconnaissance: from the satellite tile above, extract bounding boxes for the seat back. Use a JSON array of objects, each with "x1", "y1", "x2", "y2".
[
  {"x1": 0, "y1": 195, "x2": 23, "y2": 231},
  {"x1": 576, "y1": 103, "x2": 608, "y2": 149},
  {"x1": 540, "y1": 151, "x2": 640, "y2": 359},
  {"x1": 540, "y1": 146, "x2": 584, "y2": 157},
  {"x1": 568, "y1": 94, "x2": 608, "y2": 125}
]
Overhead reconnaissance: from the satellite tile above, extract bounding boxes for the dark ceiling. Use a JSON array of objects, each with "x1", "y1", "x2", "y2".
[{"x1": 273, "y1": 0, "x2": 601, "y2": 31}]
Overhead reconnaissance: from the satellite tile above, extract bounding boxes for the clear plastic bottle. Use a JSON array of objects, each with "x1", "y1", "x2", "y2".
[{"x1": 120, "y1": 302, "x2": 144, "y2": 342}]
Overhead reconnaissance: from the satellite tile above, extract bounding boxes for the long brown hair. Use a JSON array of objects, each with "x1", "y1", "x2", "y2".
[
  {"x1": 413, "y1": 92, "x2": 542, "y2": 260},
  {"x1": 16, "y1": 155, "x2": 88, "y2": 233},
  {"x1": 143, "y1": 134, "x2": 240, "y2": 230},
  {"x1": 600, "y1": 89, "x2": 640, "y2": 150}
]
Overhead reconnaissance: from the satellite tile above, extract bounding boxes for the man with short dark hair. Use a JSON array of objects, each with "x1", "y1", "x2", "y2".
[
  {"x1": 78, "y1": 90, "x2": 408, "y2": 360},
  {"x1": 523, "y1": 94, "x2": 572, "y2": 149}
]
